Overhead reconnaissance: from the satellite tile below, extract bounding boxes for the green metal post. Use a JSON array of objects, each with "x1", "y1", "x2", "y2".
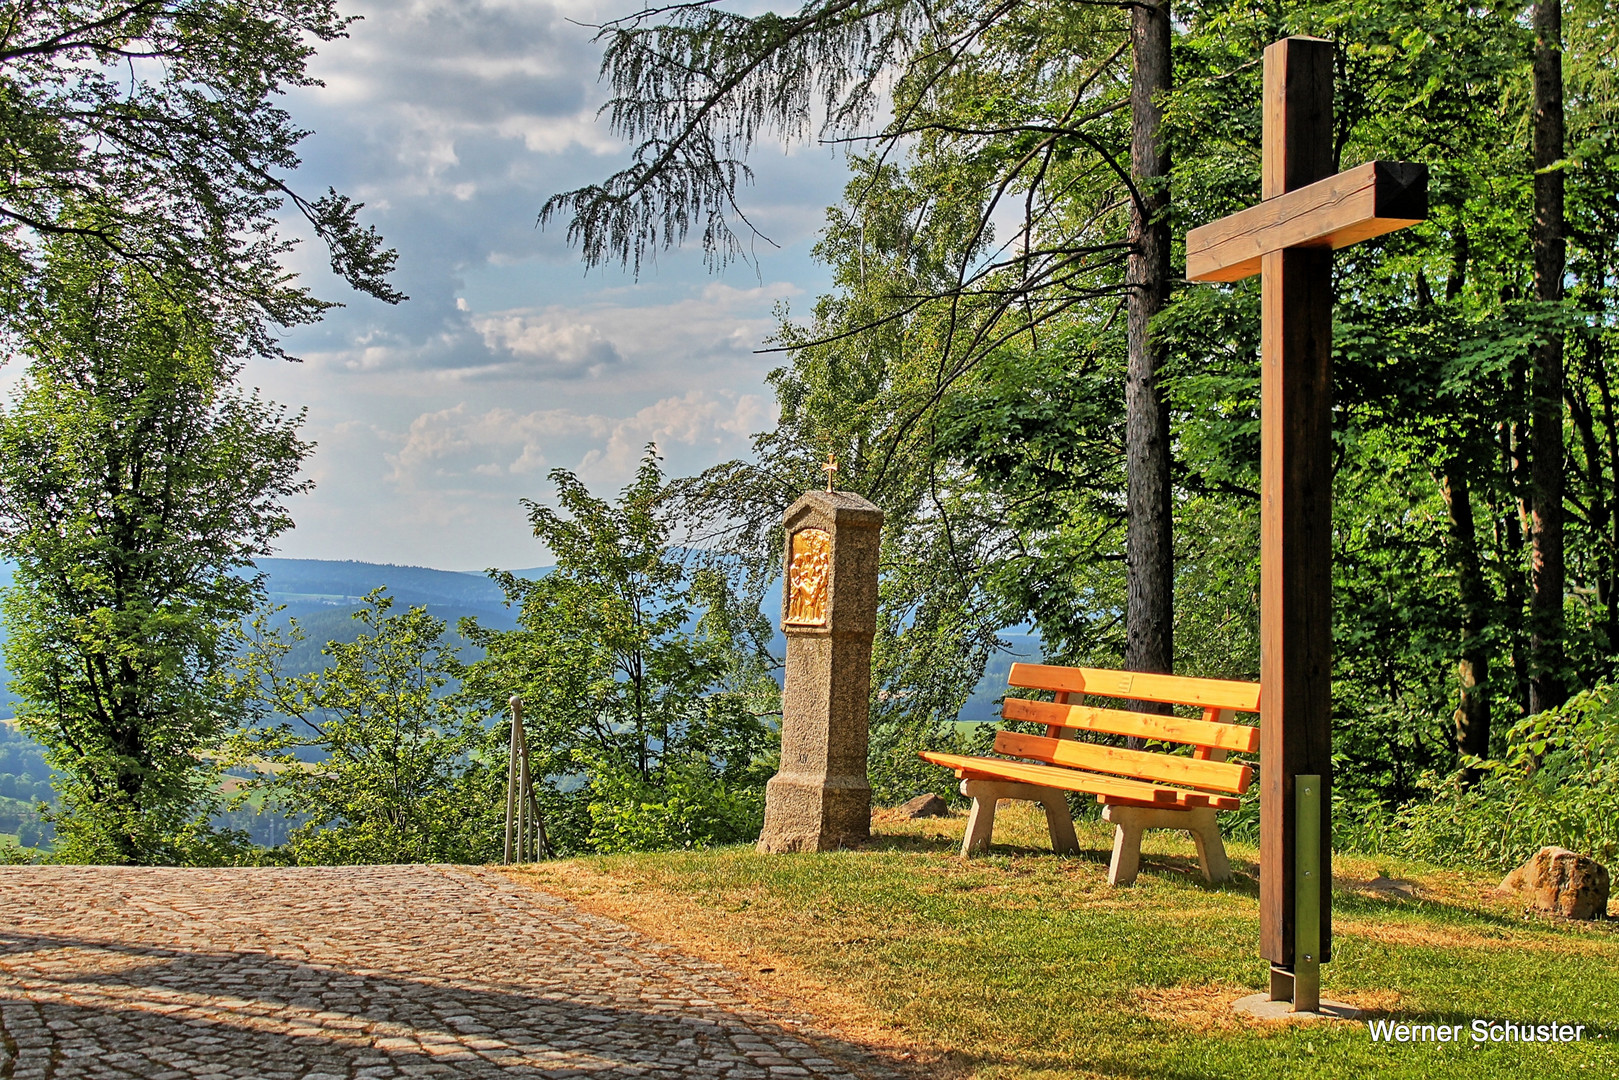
[{"x1": 1294, "y1": 774, "x2": 1322, "y2": 1012}]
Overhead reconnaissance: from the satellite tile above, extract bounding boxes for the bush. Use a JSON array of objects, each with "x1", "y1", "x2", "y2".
[
  {"x1": 1338, "y1": 685, "x2": 1619, "y2": 871},
  {"x1": 584, "y1": 758, "x2": 767, "y2": 853}
]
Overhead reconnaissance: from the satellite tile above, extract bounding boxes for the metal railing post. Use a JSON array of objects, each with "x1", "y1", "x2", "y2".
[{"x1": 502, "y1": 695, "x2": 548, "y2": 864}]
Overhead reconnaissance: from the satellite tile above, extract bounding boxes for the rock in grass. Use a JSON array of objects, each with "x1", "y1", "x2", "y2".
[
  {"x1": 1495, "y1": 847, "x2": 1610, "y2": 920},
  {"x1": 895, "y1": 794, "x2": 950, "y2": 819}
]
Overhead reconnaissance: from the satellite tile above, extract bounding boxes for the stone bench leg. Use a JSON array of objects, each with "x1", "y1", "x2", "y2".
[
  {"x1": 1102, "y1": 803, "x2": 1231, "y2": 886},
  {"x1": 958, "y1": 780, "x2": 1079, "y2": 857}
]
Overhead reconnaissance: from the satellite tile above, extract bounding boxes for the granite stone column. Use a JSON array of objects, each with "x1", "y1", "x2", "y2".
[{"x1": 757, "y1": 489, "x2": 882, "y2": 853}]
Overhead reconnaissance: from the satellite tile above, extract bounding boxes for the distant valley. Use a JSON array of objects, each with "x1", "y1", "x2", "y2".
[{"x1": 0, "y1": 556, "x2": 1033, "y2": 727}]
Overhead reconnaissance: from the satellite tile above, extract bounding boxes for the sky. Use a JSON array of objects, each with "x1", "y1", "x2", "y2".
[{"x1": 246, "y1": 0, "x2": 849, "y2": 571}]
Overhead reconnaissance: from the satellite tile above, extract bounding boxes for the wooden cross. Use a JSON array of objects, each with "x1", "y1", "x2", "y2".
[
  {"x1": 821, "y1": 450, "x2": 838, "y2": 492},
  {"x1": 1185, "y1": 37, "x2": 1426, "y2": 1010}
]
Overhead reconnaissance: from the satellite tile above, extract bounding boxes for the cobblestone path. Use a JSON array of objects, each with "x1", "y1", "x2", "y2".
[{"x1": 0, "y1": 865, "x2": 904, "y2": 1080}]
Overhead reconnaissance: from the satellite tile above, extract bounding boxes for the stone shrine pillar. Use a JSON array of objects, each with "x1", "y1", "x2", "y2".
[{"x1": 757, "y1": 489, "x2": 882, "y2": 853}]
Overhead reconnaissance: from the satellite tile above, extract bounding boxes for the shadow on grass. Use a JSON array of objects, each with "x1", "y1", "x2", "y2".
[{"x1": 880, "y1": 832, "x2": 1611, "y2": 942}]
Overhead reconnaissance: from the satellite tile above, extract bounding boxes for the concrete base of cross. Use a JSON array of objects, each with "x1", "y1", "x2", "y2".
[{"x1": 1232, "y1": 992, "x2": 1360, "y2": 1021}]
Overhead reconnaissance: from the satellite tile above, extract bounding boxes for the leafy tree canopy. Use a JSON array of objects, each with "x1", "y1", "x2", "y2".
[
  {"x1": 0, "y1": 237, "x2": 310, "y2": 863},
  {"x1": 0, "y1": 1, "x2": 402, "y2": 353},
  {"x1": 462, "y1": 451, "x2": 781, "y2": 854}
]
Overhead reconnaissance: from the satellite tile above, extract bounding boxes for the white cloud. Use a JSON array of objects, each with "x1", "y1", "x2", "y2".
[
  {"x1": 386, "y1": 391, "x2": 778, "y2": 491},
  {"x1": 240, "y1": 0, "x2": 847, "y2": 569},
  {"x1": 469, "y1": 315, "x2": 620, "y2": 379}
]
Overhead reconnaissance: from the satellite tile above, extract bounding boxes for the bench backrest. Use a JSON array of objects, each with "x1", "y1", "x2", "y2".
[{"x1": 998, "y1": 663, "x2": 1260, "y2": 795}]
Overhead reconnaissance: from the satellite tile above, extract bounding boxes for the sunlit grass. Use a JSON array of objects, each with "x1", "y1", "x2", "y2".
[{"x1": 507, "y1": 803, "x2": 1617, "y2": 1080}]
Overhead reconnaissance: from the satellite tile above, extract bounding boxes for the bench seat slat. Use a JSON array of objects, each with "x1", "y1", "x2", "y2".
[
  {"x1": 1094, "y1": 790, "x2": 1241, "y2": 811},
  {"x1": 1009, "y1": 662, "x2": 1260, "y2": 712},
  {"x1": 1097, "y1": 794, "x2": 1236, "y2": 811},
  {"x1": 994, "y1": 731, "x2": 1253, "y2": 794},
  {"x1": 1002, "y1": 697, "x2": 1261, "y2": 754},
  {"x1": 919, "y1": 751, "x2": 1238, "y2": 810}
]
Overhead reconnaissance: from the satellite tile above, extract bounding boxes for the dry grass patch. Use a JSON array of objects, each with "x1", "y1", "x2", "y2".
[{"x1": 501, "y1": 802, "x2": 1619, "y2": 1080}]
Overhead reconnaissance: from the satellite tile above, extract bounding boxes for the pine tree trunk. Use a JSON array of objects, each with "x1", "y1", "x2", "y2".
[
  {"x1": 1529, "y1": 0, "x2": 1566, "y2": 714},
  {"x1": 1124, "y1": 0, "x2": 1173, "y2": 687}
]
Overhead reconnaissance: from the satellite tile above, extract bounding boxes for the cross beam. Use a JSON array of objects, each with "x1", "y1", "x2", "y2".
[
  {"x1": 1187, "y1": 160, "x2": 1427, "y2": 282},
  {"x1": 1183, "y1": 37, "x2": 1427, "y2": 1010}
]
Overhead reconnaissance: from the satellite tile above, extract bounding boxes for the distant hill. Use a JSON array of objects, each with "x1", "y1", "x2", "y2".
[
  {"x1": 255, "y1": 558, "x2": 547, "y2": 625},
  {"x1": 0, "y1": 558, "x2": 555, "y2": 711},
  {"x1": 0, "y1": 556, "x2": 1034, "y2": 724}
]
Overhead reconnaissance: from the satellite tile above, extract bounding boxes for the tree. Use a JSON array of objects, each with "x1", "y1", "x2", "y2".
[
  {"x1": 0, "y1": 240, "x2": 310, "y2": 863},
  {"x1": 0, "y1": 0, "x2": 402, "y2": 352},
  {"x1": 231, "y1": 592, "x2": 504, "y2": 865},
  {"x1": 462, "y1": 452, "x2": 780, "y2": 854},
  {"x1": 1125, "y1": 0, "x2": 1174, "y2": 689},
  {"x1": 543, "y1": 0, "x2": 1188, "y2": 682},
  {"x1": 547, "y1": 1, "x2": 1166, "y2": 742},
  {"x1": 1529, "y1": 0, "x2": 1567, "y2": 714}
]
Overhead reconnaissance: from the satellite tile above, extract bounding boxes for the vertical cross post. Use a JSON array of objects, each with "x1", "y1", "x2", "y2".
[
  {"x1": 1186, "y1": 35, "x2": 1425, "y2": 1011},
  {"x1": 1257, "y1": 36, "x2": 1336, "y2": 996}
]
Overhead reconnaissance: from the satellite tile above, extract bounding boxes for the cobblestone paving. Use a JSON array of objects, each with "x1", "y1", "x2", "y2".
[{"x1": 0, "y1": 865, "x2": 905, "y2": 1080}]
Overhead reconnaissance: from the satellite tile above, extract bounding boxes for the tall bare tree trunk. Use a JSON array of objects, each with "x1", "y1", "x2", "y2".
[
  {"x1": 1589, "y1": 325, "x2": 1619, "y2": 665},
  {"x1": 1125, "y1": 0, "x2": 1173, "y2": 686},
  {"x1": 1442, "y1": 464, "x2": 1492, "y2": 783},
  {"x1": 1529, "y1": 0, "x2": 1567, "y2": 714},
  {"x1": 1431, "y1": 230, "x2": 1494, "y2": 784}
]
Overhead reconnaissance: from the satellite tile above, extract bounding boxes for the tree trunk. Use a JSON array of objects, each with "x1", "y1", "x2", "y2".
[
  {"x1": 1499, "y1": 419, "x2": 1531, "y2": 716},
  {"x1": 1433, "y1": 230, "x2": 1493, "y2": 785},
  {"x1": 1529, "y1": 0, "x2": 1566, "y2": 714},
  {"x1": 1124, "y1": 0, "x2": 1173, "y2": 690},
  {"x1": 1590, "y1": 325, "x2": 1619, "y2": 664},
  {"x1": 1441, "y1": 463, "x2": 1492, "y2": 784}
]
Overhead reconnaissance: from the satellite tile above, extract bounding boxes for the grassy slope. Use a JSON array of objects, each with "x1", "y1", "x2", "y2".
[{"x1": 507, "y1": 805, "x2": 1617, "y2": 1080}]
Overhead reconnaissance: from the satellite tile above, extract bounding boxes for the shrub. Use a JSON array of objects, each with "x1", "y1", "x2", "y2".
[{"x1": 1339, "y1": 685, "x2": 1619, "y2": 871}]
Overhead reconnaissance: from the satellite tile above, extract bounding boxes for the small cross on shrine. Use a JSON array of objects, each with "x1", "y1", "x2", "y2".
[
  {"x1": 821, "y1": 450, "x2": 838, "y2": 492},
  {"x1": 1184, "y1": 37, "x2": 1426, "y2": 1014}
]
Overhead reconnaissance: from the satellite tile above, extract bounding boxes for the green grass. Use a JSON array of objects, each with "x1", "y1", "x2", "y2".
[{"x1": 511, "y1": 804, "x2": 1618, "y2": 1080}]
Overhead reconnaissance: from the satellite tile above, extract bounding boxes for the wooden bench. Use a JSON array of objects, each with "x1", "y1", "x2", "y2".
[{"x1": 919, "y1": 663, "x2": 1260, "y2": 885}]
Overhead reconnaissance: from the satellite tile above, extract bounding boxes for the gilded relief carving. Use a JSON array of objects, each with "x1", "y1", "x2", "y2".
[{"x1": 785, "y1": 528, "x2": 832, "y2": 626}]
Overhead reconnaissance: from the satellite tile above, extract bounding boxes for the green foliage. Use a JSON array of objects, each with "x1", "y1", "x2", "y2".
[
  {"x1": 231, "y1": 591, "x2": 504, "y2": 865},
  {"x1": 567, "y1": 0, "x2": 1619, "y2": 828},
  {"x1": 462, "y1": 451, "x2": 780, "y2": 854},
  {"x1": 1361, "y1": 686, "x2": 1619, "y2": 871},
  {"x1": 583, "y1": 761, "x2": 766, "y2": 854},
  {"x1": 0, "y1": 242, "x2": 308, "y2": 865},
  {"x1": 0, "y1": 0, "x2": 401, "y2": 350}
]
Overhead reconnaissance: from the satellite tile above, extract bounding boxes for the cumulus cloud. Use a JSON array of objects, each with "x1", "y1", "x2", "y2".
[
  {"x1": 245, "y1": 0, "x2": 847, "y2": 568},
  {"x1": 385, "y1": 391, "x2": 778, "y2": 492},
  {"x1": 468, "y1": 315, "x2": 621, "y2": 379},
  {"x1": 309, "y1": 0, "x2": 615, "y2": 201}
]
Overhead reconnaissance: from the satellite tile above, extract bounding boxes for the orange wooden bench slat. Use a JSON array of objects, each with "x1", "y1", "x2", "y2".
[
  {"x1": 1001, "y1": 697, "x2": 1261, "y2": 755},
  {"x1": 994, "y1": 731, "x2": 1253, "y2": 794},
  {"x1": 921, "y1": 750, "x2": 1198, "y2": 806},
  {"x1": 1007, "y1": 662, "x2": 1261, "y2": 712},
  {"x1": 1097, "y1": 791, "x2": 1242, "y2": 811}
]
